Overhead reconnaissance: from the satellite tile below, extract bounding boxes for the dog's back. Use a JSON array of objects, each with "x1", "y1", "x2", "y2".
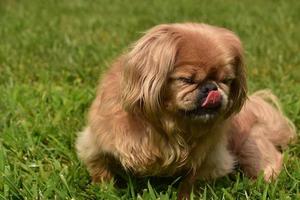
[{"x1": 246, "y1": 90, "x2": 296, "y2": 147}]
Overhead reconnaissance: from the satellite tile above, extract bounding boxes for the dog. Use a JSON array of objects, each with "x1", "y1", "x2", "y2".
[{"x1": 76, "y1": 23, "x2": 296, "y2": 199}]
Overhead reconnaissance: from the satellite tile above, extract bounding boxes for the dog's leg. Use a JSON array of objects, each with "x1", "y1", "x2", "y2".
[
  {"x1": 197, "y1": 141, "x2": 235, "y2": 180},
  {"x1": 178, "y1": 172, "x2": 197, "y2": 200},
  {"x1": 236, "y1": 132, "x2": 283, "y2": 181},
  {"x1": 76, "y1": 127, "x2": 115, "y2": 183},
  {"x1": 87, "y1": 155, "x2": 116, "y2": 183},
  {"x1": 177, "y1": 142, "x2": 235, "y2": 200}
]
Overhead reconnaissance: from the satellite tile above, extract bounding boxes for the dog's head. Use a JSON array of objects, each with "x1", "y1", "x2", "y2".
[{"x1": 122, "y1": 23, "x2": 247, "y2": 123}]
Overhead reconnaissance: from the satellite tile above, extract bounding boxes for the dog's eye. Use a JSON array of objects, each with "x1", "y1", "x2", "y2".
[
  {"x1": 177, "y1": 77, "x2": 194, "y2": 84},
  {"x1": 221, "y1": 78, "x2": 234, "y2": 85}
]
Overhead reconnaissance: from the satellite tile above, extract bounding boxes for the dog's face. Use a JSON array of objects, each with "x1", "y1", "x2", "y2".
[
  {"x1": 122, "y1": 23, "x2": 246, "y2": 123},
  {"x1": 165, "y1": 29, "x2": 245, "y2": 121}
]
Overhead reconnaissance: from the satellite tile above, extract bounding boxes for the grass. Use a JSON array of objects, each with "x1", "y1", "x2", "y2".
[{"x1": 0, "y1": 0, "x2": 300, "y2": 199}]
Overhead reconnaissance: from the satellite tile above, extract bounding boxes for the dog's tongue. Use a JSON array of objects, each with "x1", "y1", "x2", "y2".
[{"x1": 201, "y1": 90, "x2": 222, "y2": 108}]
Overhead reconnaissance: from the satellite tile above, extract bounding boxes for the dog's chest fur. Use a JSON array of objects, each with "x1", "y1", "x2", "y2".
[{"x1": 113, "y1": 122, "x2": 225, "y2": 177}]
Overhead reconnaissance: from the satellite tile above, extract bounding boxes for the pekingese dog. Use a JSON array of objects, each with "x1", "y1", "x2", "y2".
[{"x1": 76, "y1": 23, "x2": 296, "y2": 199}]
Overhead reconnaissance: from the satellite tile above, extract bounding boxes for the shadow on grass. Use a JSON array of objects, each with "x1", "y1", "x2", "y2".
[{"x1": 84, "y1": 169, "x2": 246, "y2": 199}]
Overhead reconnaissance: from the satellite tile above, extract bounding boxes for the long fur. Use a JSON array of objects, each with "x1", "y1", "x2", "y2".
[{"x1": 75, "y1": 23, "x2": 297, "y2": 198}]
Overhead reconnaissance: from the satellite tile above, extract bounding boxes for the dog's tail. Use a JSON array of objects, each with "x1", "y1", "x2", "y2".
[{"x1": 249, "y1": 89, "x2": 297, "y2": 148}]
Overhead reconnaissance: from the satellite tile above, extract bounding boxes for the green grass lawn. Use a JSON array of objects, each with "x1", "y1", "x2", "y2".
[{"x1": 1, "y1": 0, "x2": 300, "y2": 199}]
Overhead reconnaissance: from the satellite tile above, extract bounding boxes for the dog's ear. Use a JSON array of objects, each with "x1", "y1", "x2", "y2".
[
  {"x1": 121, "y1": 24, "x2": 179, "y2": 119},
  {"x1": 225, "y1": 33, "x2": 247, "y2": 117}
]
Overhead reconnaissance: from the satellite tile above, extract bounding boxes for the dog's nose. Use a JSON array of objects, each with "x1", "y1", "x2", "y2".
[
  {"x1": 200, "y1": 82, "x2": 218, "y2": 94},
  {"x1": 198, "y1": 82, "x2": 221, "y2": 108}
]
